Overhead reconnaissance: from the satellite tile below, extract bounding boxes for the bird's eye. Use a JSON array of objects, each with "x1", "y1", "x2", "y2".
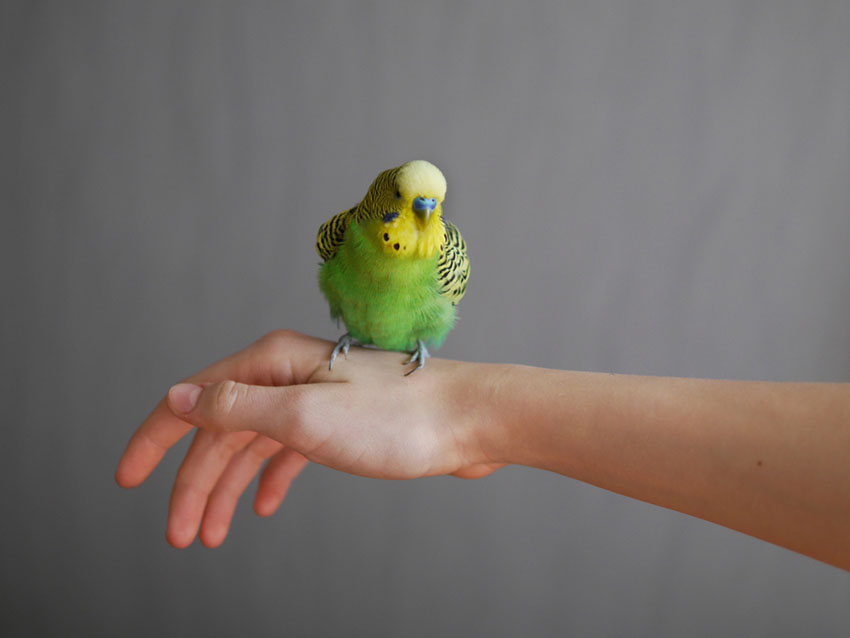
[{"x1": 395, "y1": 190, "x2": 401, "y2": 199}]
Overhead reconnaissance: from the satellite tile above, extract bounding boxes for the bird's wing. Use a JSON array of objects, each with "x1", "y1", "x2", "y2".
[
  {"x1": 316, "y1": 206, "x2": 356, "y2": 262},
  {"x1": 437, "y1": 220, "x2": 469, "y2": 305}
]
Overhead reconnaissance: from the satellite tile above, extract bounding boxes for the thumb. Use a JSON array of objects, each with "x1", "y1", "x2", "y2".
[{"x1": 166, "y1": 380, "x2": 310, "y2": 442}]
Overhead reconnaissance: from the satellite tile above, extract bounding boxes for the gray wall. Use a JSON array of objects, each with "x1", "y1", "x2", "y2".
[{"x1": 4, "y1": 1, "x2": 850, "y2": 636}]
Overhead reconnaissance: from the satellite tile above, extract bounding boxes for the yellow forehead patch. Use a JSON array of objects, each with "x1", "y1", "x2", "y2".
[{"x1": 397, "y1": 160, "x2": 447, "y2": 200}]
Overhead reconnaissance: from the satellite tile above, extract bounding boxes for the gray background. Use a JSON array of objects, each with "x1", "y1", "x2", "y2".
[{"x1": 4, "y1": 1, "x2": 850, "y2": 636}]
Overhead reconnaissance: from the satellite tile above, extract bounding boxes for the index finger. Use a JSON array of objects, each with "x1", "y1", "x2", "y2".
[{"x1": 115, "y1": 331, "x2": 331, "y2": 488}]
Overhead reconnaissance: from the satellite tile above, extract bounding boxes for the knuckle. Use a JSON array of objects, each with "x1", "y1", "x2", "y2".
[
  {"x1": 210, "y1": 380, "x2": 242, "y2": 419},
  {"x1": 255, "y1": 329, "x2": 300, "y2": 354},
  {"x1": 271, "y1": 329, "x2": 299, "y2": 346}
]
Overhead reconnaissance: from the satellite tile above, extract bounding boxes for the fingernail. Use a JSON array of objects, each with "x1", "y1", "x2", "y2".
[{"x1": 169, "y1": 383, "x2": 202, "y2": 414}]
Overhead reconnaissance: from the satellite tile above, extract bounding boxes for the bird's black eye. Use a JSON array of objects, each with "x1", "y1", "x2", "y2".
[{"x1": 395, "y1": 190, "x2": 401, "y2": 199}]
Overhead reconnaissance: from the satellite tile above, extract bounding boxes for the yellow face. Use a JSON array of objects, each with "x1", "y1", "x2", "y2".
[{"x1": 363, "y1": 160, "x2": 447, "y2": 259}]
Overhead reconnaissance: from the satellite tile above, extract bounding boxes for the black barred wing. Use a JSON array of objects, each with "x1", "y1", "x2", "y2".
[
  {"x1": 316, "y1": 207, "x2": 356, "y2": 262},
  {"x1": 437, "y1": 220, "x2": 469, "y2": 305}
]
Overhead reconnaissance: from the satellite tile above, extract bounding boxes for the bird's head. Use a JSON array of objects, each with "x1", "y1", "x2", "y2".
[{"x1": 362, "y1": 160, "x2": 447, "y2": 259}]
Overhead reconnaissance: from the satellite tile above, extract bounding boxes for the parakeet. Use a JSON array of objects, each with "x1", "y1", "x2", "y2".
[{"x1": 316, "y1": 160, "x2": 469, "y2": 375}]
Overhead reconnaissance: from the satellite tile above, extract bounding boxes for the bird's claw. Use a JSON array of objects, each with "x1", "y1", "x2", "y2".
[
  {"x1": 329, "y1": 333, "x2": 356, "y2": 370},
  {"x1": 404, "y1": 340, "x2": 430, "y2": 376}
]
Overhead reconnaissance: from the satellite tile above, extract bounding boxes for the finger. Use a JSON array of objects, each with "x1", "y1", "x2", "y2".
[
  {"x1": 115, "y1": 396, "x2": 195, "y2": 489},
  {"x1": 165, "y1": 379, "x2": 328, "y2": 448},
  {"x1": 166, "y1": 428, "x2": 257, "y2": 548},
  {"x1": 198, "y1": 435, "x2": 284, "y2": 548},
  {"x1": 254, "y1": 448, "x2": 310, "y2": 517},
  {"x1": 116, "y1": 376, "x2": 243, "y2": 489},
  {"x1": 115, "y1": 333, "x2": 302, "y2": 489}
]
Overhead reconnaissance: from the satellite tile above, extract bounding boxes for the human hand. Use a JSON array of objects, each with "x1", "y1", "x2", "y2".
[{"x1": 115, "y1": 330, "x2": 504, "y2": 548}]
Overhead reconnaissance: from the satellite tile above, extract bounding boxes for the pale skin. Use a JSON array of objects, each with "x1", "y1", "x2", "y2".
[{"x1": 115, "y1": 330, "x2": 850, "y2": 570}]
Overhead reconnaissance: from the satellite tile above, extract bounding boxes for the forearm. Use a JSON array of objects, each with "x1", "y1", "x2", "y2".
[{"x1": 470, "y1": 364, "x2": 850, "y2": 569}]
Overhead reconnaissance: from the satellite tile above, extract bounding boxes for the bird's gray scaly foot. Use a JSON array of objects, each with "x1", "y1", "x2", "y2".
[
  {"x1": 329, "y1": 333, "x2": 357, "y2": 370},
  {"x1": 404, "y1": 340, "x2": 431, "y2": 376}
]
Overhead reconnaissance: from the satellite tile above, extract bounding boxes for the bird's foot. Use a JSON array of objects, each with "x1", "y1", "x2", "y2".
[
  {"x1": 403, "y1": 340, "x2": 431, "y2": 376},
  {"x1": 329, "y1": 333, "x2": 357, "y2": 370}
]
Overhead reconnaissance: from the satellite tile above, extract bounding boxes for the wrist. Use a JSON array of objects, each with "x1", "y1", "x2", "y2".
[
  {"x1": 450, "y1": 361, "x2": 552, "y2": 469},
  {"x1": 460, "y1": 362, "x2": 602, "y2": 476}
]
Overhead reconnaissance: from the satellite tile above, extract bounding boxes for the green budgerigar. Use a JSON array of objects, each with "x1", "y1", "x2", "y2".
[{"x1": 316, "y1": 160, "x2": 469, "y2": 375}]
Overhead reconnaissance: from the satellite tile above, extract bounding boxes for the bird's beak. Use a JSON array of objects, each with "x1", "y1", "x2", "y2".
[{"x1": 413, "y1": 197, "x2": 437, "y2": 223}]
